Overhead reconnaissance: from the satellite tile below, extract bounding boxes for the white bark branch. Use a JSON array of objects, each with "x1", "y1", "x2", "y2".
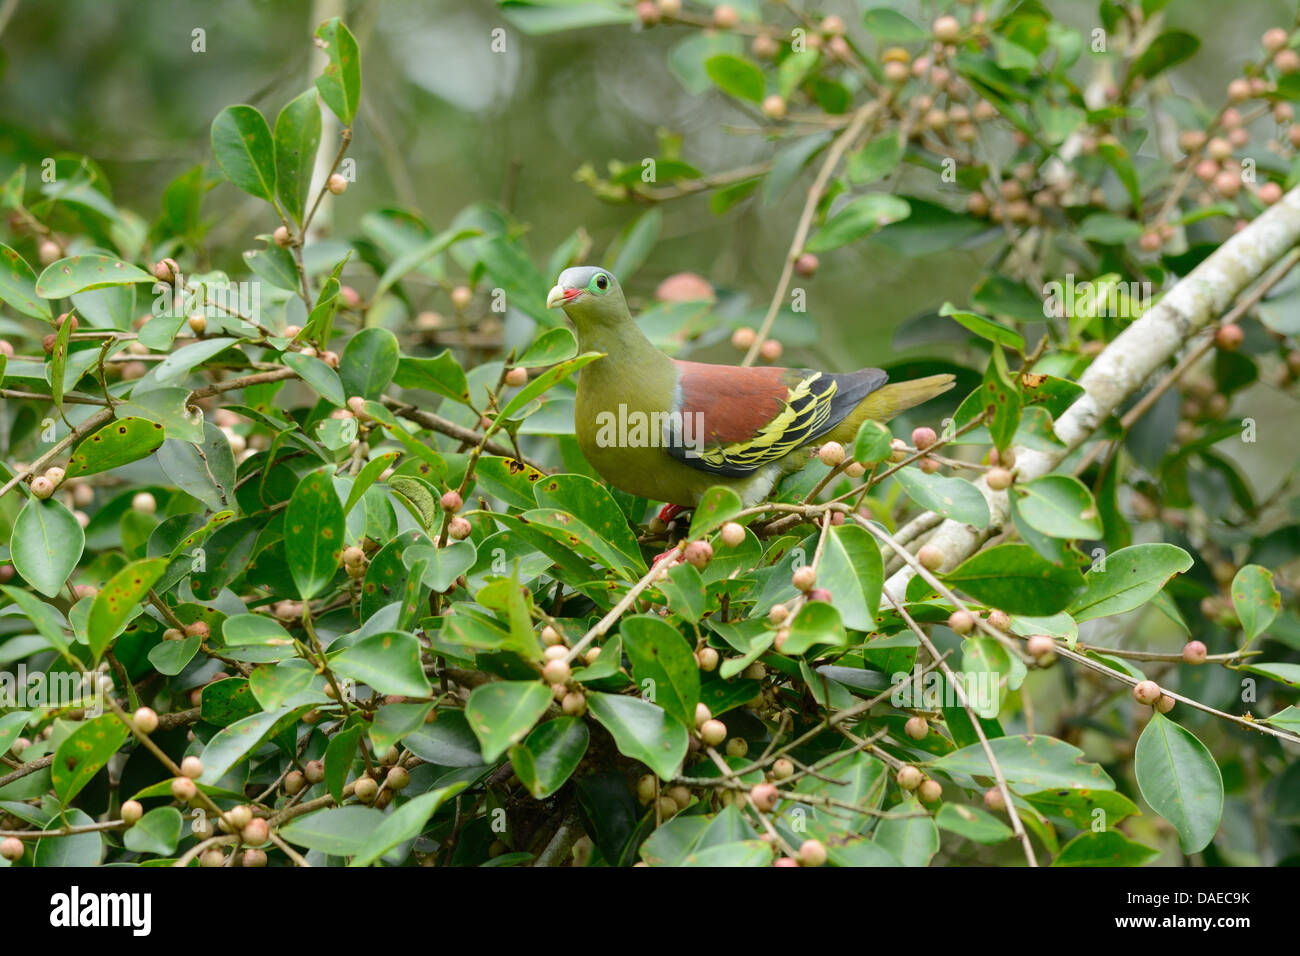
[{"x1": 885, "y1": 186, "x2": 1300, "y2": 600}]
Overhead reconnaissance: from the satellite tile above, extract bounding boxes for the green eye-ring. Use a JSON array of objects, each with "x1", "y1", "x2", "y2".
[{"x1": 593, "y1": 273, "x2": 609, "y2": 292}]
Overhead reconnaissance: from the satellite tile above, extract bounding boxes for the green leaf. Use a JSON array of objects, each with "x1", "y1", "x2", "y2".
[
  {"x1": 872, "y1": 197, "x2": 989, "y2": 257},
  {"x1": 3, "y1": 584, "x2": 71, "y2": 659},
  {"x1": 148, "y1": 635, "x2": 201, "y2": 675},
  {"x1": 465, "y1": 680, "x2": 554, "y2": 762},
  {"x1": 1053, "y1": 830, "x2": 1161, "y2": 866},
  {"x1": 197, "y1": 705, "x2": 307, "y2": 784},
  {"x1": 1264, "y1": 706, "x2": 1300, "y2": 732},
  {"x1": 152, "y1": 337, "x2": 241, "y2": 385},
  {"x1": 873, "y1": 797, "x2": 940, "y2": 866},
  {"x1": 533, "y1": 473, "x2": 644, "y2": 573},
  {"x1": 935, "y1": 803, "x2": 1014, "y2": 845},
  {"x1": 1014, "y1": 475, "x2": 1103, "y2": 540},
  {"x1": 348, "y1": 784, "x2": 467, "y2": 867},
  {"x1": 35, "y1": 809, "x2": 101, "y2": 866},
  {"x1": 11, "y1": 497, "x2": 85, "y2": 597},
  {"x1": 1068, "y1": 543, "x2": 1193, "y2": 622},
  {"x1": 861, "y1": 7, "x2": 927, "y2": 42},
  {"x1": 87, "y1": 557, "x2": 167, "y2": 661},
  {"x1": 285, "y1": 470, "x2": 345, "y2": 600},
  {"x1": 496, "y1": 352, "x2": 602, "y2": 423},
  {"x1": 1231, "y1": 564, "x2": 1280, "y2": 645},
  {"x1": 657, "y1": 561, "x2": 707, "y2": 623},
  {"x1": 939, "y1": 302, "x2": 1026, "y2": 352},
  {"x1": 515, "y1": 327, "x2": 578, "y2": 369},
  {"x1": 393, "y1": 350, "x2": 471, "y2": 404},
  {"x1": 34, "y1": 255, "x2": 154, "y2": 299},
  {"x1": 274, "y1": 89, "x2": 322, "y2": 224},
  {"x1": 343, "y1": 451, "x2": 399, "y2": 514},
  {"x1": 1135, "y1": 712, "x2": 1223, "y2": 854},
  {"x1": 983, "y1": 345, "x2": 1022, "y2": 451},
  {"x1": 244, "y1": 241, "x2": 300, "y2": 291},
  {"x1": 48, "y1": 311, "x2": 73, "y2": 412},
  {"x1": 223, "y1": 614, "x2": 292, "y2": 648},
  {"x1": 704, "y1": 54, "x2": 764, "y2": 103},
  {"x1": 683, "y1": 841, "x2": 774, "y2": 866},
  {"x1": 1129, "y1": 30, "x2": 1200, "y2": 83},
  {"x1": 51, "y1": 715, "x2": 130, "y2": 805},
  {"x1": 156, "y1": 423, "x2": 237, "y2": 513},
  {"x1": 1240, "y1": 662, "x2": 1300, "y2": 689},
  {"x1": 1097, "y1": 139, "x2": 1142, "y2": 214},
  {"x1": 846, "y1": 135, "x2": 904, "y2": 186},
  {"x1": 806, "y1": 194, "x2": 911, "y2": 253},
  {"x1": 369, "y1": 701, "x2": 432, "y2": 755},
  {"x1": 0, "y1": 712, "x2": 31, "y2": 757},
  {"x1": 249, "y1": 659, "x2": 322, "y2": 709},
  {"x1": 853, "y1": 419, "x2": 893, "y2": 465},
  {"x1": 374, "y1": 227, "x2": 477, "y2": 302},
  {"x1": 763, "y1": 132, "x2": 830, "y2": 206},
  {"x1": 509, "y1": 717, "x2": 590, "y2": 799},
  {"x1": 586, "y1": 691, "x2": 688, "y2": 781},
  {"x1": 815, "y1": 523, "x2": 882, "y2": 630},
  {"x1": 200, "y1": 678, "x2": 258, "y2": 727},
  {"x1": 123, "y1": 807, "x2": 183, "y2": 856},
  {"x1": 116, "y1": 388, "x2": 205, "y2": 444},
  {"x1": 688, "y1": 485, "x2": 743, "y2": 539},
  {"x1": 1077, "y1": 212, "x2": 1143, "y2": 245},
  {"x1": 1025, "y1": 787, "x2": 1140, "y2": 828},
  {"x1": 405, "y1": 540, "x2": 476, "y2": 593},
  {"x1": 65, "y1": 416, "x2": 166, "y2": 479},
  {"x1": 329, "y1": 631, "x2": 432, "y2": 697},
  {"x1": 942, "y1": 544, "x2": 1085, "y2": 615},
  {"x1": 932, "y1": 734, "x2": 1116, "y2": 791},
  {"x1": 210, "y1": 105, "x2": 277, "y2": 201},
  {"x1": 0, "y1": 243, "x2": 50, "y2": 318},
  {"x1": 893, "y1": 467, "x2": 990, "y2": 528},
  {"x1": 279, "y1": 805, "x2": 385, "y2": 856},
  {"x1": 340, "y1": 327, "x2": 400, "y2": 401},
  {"x1": 315, "y1": 17, "x2": 362, "y2": 125},
  {"x1": 783, "y1": 600, "x2": 847, "y2": 655},
  {"x1": 359, "y1": 529, "x2": 424, "y2": 620},
  {"x1": 325, "y1": 723, "x2": 362, "y2": 805},
  {"x1": 621, "y1": 615, "x2": 700, "y2": 730},
  {"x1": 402, "y1": 710, "x2": 484, "y2": 767},
  {"x1": 282, "y1": 351, "x2": 346, "y2": 407}
]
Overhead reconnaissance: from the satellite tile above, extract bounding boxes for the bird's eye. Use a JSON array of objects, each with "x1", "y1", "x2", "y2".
[{"x1": 595, "y1": 274, "x2": 608, "y2": 290}]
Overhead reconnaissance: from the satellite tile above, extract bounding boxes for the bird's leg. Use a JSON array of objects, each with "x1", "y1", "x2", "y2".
[
  {"x1": 645, "y1": 503, "x2": 693, "y2": 568},
  {"x1": 657, "y1": 503, "x2": 686, "y2": 524},
  {"x1": 650, "y1": 547, "x2": 679, "y2": 569}
]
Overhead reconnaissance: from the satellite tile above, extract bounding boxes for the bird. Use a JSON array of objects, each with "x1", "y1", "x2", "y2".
[{"x1": 546, "y1": 266, "x2": 955, "y2": 512}]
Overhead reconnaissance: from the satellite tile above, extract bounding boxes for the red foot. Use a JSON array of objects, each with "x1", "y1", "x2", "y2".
[
  {"x1": 651, "y1": 548, "x2": 678, "y2": 569},
  {"x1": 657, "y1": 503, "x2": 687, "y2": 523}
]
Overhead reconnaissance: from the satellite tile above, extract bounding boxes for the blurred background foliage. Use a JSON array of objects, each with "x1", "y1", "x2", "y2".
[{"x1": 0, "y1": 0, "x2": 1292, "y2": 372}]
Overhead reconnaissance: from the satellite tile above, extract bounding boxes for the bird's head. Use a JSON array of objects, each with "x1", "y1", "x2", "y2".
[{"x1": 546, "y1": 266, "x2": 628, "y2": 328}]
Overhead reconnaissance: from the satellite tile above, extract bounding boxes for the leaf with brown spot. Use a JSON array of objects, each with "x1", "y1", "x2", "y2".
[
  {"x1": 65, "y1": 417, "x2": 166, "y2": 479},
  {"x1": 285, "y1": 470, "x2": 346, "y2": 601},
  {"x1": 87, "y1": 557, "x2": 167, "y2": 661},
  {"x1": 51, "y1": 715, "x2": 130, "y2": 805}
]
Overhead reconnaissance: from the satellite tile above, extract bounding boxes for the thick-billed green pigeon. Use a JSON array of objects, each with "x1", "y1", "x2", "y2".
[{"x1": 546, "y1": 266, "x2": 954, "y2": 511}]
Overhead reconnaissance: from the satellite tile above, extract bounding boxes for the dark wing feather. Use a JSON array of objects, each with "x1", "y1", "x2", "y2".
[{"x1": 664, "y1": 362, "x2": 888, "y2": 477}]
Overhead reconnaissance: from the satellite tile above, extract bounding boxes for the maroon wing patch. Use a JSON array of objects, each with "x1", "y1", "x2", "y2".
[{"x1": 672, "y1": 361, "x2": 792, "y2": 445}]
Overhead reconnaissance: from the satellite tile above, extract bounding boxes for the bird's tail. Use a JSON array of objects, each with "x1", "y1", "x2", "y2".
[
  {"x1": 830, "y1": 373, "x2": 956, "y2": 442},
  {"x1": 869, "y1": 373, "x2": 957, "y2": 419}
]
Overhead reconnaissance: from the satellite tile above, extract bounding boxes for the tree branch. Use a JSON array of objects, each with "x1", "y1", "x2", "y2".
[{"x1": 885, "y1": 186, "x2": 1300, "y2": 599}]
